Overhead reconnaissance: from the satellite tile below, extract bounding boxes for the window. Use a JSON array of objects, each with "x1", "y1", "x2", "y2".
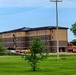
[
  {"x1": 36, "y1": 31, "x2": 38, "y2": 34},
  {"x1": 27, "y1": 32, "x2": 32, "y2": 35},
  {"x1": 45, "y1": 36, "x2": 48, "y2": 40},
  {"x1": 41, "y1": 36, "x2": 44, "y2": 40},
  {"x1": 45, "y1": 43, "x2": 48, "y2": 46},
  {"x1": 38, "y1": 31, "x2": 41, "y2": 34},
  {"x1": 51, "y1": 36, "x2": 53, "y2": 39},
  {"x1": 52, "y1": 30, "x2": 53, "y2": 33}
]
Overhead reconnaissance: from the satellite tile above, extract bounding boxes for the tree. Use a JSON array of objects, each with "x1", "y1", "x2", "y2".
[
  {"x1": 22, "y1": 37, "x2": 47, "y2": 71},
  {"x1": 71, "y1": 39, "x2": 76, "y2": 45},
  {"x1": 0, "y1": 45, "x2": 6, "y2": 55},
  {"x1": 0, "y1": 37, "x2": 6, "y2": 55},
  {"x1": 70, "y1": 22, "x2": 76, "y2": 37}
]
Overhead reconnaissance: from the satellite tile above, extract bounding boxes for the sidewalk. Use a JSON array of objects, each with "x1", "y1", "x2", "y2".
[{"x1": 48, "y1": 52, "x2": 76, "y2": 55}]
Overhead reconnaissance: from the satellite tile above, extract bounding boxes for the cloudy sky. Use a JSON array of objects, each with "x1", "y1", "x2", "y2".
[
  {"x1": 0, "y1": 0, "x2": 76, "y2": 41},
  {"x1": 0, "y1": 0, "x2": 76, "y2": 8}
]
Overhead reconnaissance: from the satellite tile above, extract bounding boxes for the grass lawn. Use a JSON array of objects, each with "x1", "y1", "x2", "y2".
[{"x1": 0, "y1": 55, "x2": 76, "y2": 75}]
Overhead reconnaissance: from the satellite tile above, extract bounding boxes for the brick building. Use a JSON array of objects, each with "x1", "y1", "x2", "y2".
[{"x1": 0, "y1": 26, "x2": 68, "y2": 53}]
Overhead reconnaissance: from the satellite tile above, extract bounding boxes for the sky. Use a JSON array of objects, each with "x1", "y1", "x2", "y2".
[{"x1": 0, "y1": 0, "x2": 76, "y2": 41}]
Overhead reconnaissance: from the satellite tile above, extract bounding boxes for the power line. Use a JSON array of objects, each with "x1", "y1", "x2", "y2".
[{"x1": 0, "y1": 1, "x2": 49, "y2": 16}]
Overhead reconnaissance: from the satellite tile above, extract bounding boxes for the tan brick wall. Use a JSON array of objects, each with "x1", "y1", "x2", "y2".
[
  {"x1": 27, "y1": 29, "x2": 52, "y2": 36},
  {"x1": 2, "y1": 32, "x2": 27, "y2": 38},
  {"x1": 15, "y1": 32, "x2": 27, "y2": 37},
  {"x1": 51, "y1": 29, "x2": 67, "y2": 41}
]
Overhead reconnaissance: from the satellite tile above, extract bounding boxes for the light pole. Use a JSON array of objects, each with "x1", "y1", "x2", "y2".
[{"x1": 50, "y1": 0, "x2": 62, "y2": 60}]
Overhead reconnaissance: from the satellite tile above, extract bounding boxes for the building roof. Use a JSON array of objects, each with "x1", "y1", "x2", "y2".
[
  {"x1": 0, "y1": 26, "x2": 68, "y2": 34},
  {"x1": 28, "y1": 26, "x2": 68, "y2": 31},
  {"x1": 0, "y1": 27, "x2": 30, "y2": 34}
]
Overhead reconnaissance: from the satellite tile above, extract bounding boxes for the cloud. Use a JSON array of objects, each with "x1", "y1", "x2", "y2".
[
  {"x1": 0, "y1": 0, "x2": 31, "y2": 7},
  {"x1": 0, "y1": 0, "x2": 49, "y2": 7},
  {"x1": 0, "y1": 0, "x2": 76, "y2": 8},
  {"x1": 49, "y1": 0, "x2": 76, "y2": 8},
  {"x1": 58, "y1": 0, "x2": 76, "y2": 8}
]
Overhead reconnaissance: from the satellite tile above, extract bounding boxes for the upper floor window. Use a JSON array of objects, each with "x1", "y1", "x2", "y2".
[
  {"x1": 52, "y1": 30, "x2": 53, "y2": 33},
  {"x1": 45, "y1": 36, "x2": 48, "y2": 40},
  {"x1": 36, "y1": 31, "x2": 38, "y2": 34},
  {"x1": 51, "y1": 36, "x2": 53, "y2": 39}
]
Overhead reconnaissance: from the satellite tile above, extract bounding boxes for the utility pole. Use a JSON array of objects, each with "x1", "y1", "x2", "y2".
[{"x1": 50, "y1": 0, "x2": 62, "y2": 60}]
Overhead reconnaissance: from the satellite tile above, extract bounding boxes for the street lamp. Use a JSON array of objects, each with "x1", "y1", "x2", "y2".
[{"x1": 50, "y1": 0, "x2": 62, "y2": 60}]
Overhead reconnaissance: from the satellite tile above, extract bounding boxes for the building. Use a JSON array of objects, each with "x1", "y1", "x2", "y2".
[{"x1": 0, "y1": 26, "x2": 68, "y2": 53}]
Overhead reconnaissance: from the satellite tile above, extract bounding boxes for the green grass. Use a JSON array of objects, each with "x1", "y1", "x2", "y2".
[{"x1": 0, "y1": 55, "x2": 76, "y2": 75}]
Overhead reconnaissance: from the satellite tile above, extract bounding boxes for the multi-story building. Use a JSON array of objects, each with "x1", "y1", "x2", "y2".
[{"x1": 0, "y1": 26, "x2": 68, "y2": 53}]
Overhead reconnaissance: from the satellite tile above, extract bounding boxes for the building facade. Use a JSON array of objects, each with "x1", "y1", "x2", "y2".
[{"x1": 0, "y1": 26, "x2": 68, "y2": 53}]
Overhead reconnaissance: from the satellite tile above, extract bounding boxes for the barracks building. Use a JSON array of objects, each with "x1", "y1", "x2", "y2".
[{"x1": 0, "y1": 26, "x2": 68, "y2": 53}]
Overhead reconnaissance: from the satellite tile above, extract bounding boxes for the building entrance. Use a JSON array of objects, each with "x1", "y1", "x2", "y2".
[{"x1": 59, "y1": 47, "x2": 65, "y2": 52}]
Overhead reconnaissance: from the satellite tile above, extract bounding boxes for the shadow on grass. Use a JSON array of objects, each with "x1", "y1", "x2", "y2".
[{"x1": 3, "y1": 68, "x2": 54, "y2": 73}]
